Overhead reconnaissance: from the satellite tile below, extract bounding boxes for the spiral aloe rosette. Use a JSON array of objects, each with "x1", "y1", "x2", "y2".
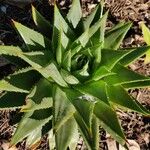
[{"x1": 0, "y1": 0, "x2": 150, "y2": 149}]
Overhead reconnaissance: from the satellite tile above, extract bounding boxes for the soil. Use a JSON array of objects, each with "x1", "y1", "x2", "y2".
[{"x1": 0, "y1": 0, "x2": 150, "y2": 149}]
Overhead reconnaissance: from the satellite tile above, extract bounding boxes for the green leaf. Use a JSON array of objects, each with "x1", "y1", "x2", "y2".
[
  {"x1": 25, "y1": 78, "x2": 53, "y2": 104},
  {"x1": 40, "y1": 63, "x2": 68, "y2": 87},
  {"x1": 26, "y1": 127, "x2": 41, "y2": 147},
  {"x1": 68, "y1": 127, "x2": 79, "y2": 150},
  {"x1": 91, "y1": 44, "x2": 102, "y2": 68},
  {"x1": 0, "y1": 92, "x2": 26, "y2": 109},
  {"x1": 12, "y1": 21, "x2": 51, "y2": 51},
  {"x1": 52, "y1": 27, "x2": 70, "y2": 50},
  {"x1": 5, "y1": 67, "x2": 41, "y2": 91},
  {"x1": 90, "y1": 9, "x2": 108, "y2": 45},
  {"x1": 141, "y1": 23, "x2": 150, "y2": 64},
  {"x1": 83, "y1": 0, "x2": 104, "y2": 30},
  {"x1": 56, "y1": 29, "x2": 63, "y2": 65},
  {"x1": 123, "y1": 80, "x2": 150, "y2": 89},
  {"x1": 67, "y1": 0, "x2": 82, "y2": 28},
  {"x1": 54, "y1": 4, "x2": 75, "y2": 40},
  {"x1": 71, "y1": 43, "x2": 82, "y2": 57},
  {"x1": 73, "y1": 61, "x2": 89, "y2": 80},
  {"x1": 75, "y1": 80, "x2": 109, "y2": 104},
  {"x1": 94, "y1": 101, "x2": 126, "y2": 146},
  {"x1": 11, "y1": 79, "x2": 53, "y2": 145},
  {"x1": 74, "y1": 112, "x2": 99, "y2": 150},
  {"x1": 72, "y1": 99, "x2": 94, "y2": 128},
  {"x1": 0, "y1": 46, "x2": 51, "y2": 67},
  {"x1": 62, "y1": 50, "x2": 71, "y2": 71},
  {"x1": 0, "y1": 80, "x2": 28, "y2": 93},
  {"x1": 106, "y1": 21, "x2": 125, "y2": 34},
  {"x1": 104, "y1": 22, "x2": 132, "y2": 50},
  {"x1": 48, "y1": 130, "x2": 56, "y2": 150},
  {"x1": 100, "y1": 49, "x2": 131, "y2": 70},
  {"x1": 32, "y1": 5, "x2": 52, "y2": 38},
  {"x1": 88, "y1": 11, "x2": 108, "y2": 44},
  {"x1": 72, "y1": 11, "x2": 108, "y2": 47},
  {"x1": 141, "y1": 23, "x2": 150, "y2": 45},
  {"x1": 55, "y1": 117, "x2": 77, "y2": 150},
  {"x1": 92, "y1": 66, "x2": 115, "y2": 81},
  {"x1": 83, "y1": 5, "x2": 100, "y2": 29},
  {"x1": 120, "y1": 46, "x2": 150, "y2": 66},
  {"x1": 53, "y1": 86, "x2": 75, "y2": 131},
  {"x1": 107, "y1": 85, "x2": 150, "y2": 115},
  {"x1": 104, "y1": 64, "x2": 150, "y2": 85},
  {"x1": 11, "y1": 111, "x2": 52, "y2": 146},
  {"x1": 61, "y1": 69, "x2": 79, "y2": 84},
  {"x1": 0, "y1": 46, "x2": 67, "y2": 87}
]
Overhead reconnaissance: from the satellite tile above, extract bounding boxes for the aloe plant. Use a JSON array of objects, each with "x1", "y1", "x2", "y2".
[
  {"x1": 141, "y1": 23, "x2": 150, "y2": 64},
  {"x1": 0, "y1": 0, "x2": 150, "y2": 149}
]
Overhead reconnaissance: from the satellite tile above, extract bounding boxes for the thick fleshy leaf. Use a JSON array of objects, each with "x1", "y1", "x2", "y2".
[
  {"x1": 55, "y1": 117, "x2": 77, "y2": 150},
  {"x1": 0, "y1": 92, "x2": 26, "y2": 109},
  {"x1": 94, "y1": 101, "x2": 126, "y2": 146},
  {"x1": 120, "y1": 46, "x2": 150, "y2": 66},
  {"x1": 61, "y1": 69, "x2": 79, "y2": 84},
  {"x1": 0, "y1": 46, "x2": 51, "y2": 67},
  {"x1": 89, "y1": 11, "x2": 108, "y2": 44},
  {"x1": 56, "y1": 29, "x2": 63, "y2": 65},
  {"x1": 27, "y1": 120, "x2": 52, "y2": 149},
  {"x1": 11, "y1": 79, "x2": 53, "y2": 145},
  {"x1": 71, "y1": 43, "x2": 82, "y2": 57},
  {"x1": 104, "y1": 64, "x2": 150, "y2": 85},
  {"x1": 12, "y1": 21, "x2": 51, "y2": 51},
  {"x1": 53, "y1": 86, "x2": 75, "y2": 131},
  {"x1": 0, "y1": 80, "x2": 28, "y2": 93},
  {"x1": 72, "y1": 11, "x2": 108, "y2": 47},
  {"x1": 62, "y1": 50, "x2": 71, "y2": 71},
  {"x1": 84, "y1": 0, "x2": 104, "y2": 30},
  {"x1": 92, "y1": 66, "x2": 115, "y2": 81},
  {"x1": 54, "y1": 4, "x2": 75, "y2": 40},
  {"x1": 106, "y1": 21, "x2": 125, "y2": 34},
  {"x1": 0, "y1": 46, "x2": 67, "y2": 87},
  {"x1": 25, "y1": 78, "x2": 53, "y2": 105},
  {"x1": 48, "y1": 130, "x2": 56, "y2": 150},
  {"x1": 141, "y1": 23, "x2": 150, "y2": 64},
  {"x1": 67, "y1": 0, "x2": 82, "y2": 28},
  {"x1": 74, "y1": 112, "x2": 99, "y2": 150},
  {"x1": 83, "y1": 5, "x2": 100, "y2": 29},
  {"x1": 69, "y1": 129, "x2": 79, "y2": 150},
  {"x1": 90, "y1": 10, "x2": 107, "y2": 45},
  {"x1": 4, "y1": 67, "x2": 41, "y2": 91},
  {"x1": 141, "y1": 23, "x2": 150, "y2": 45},
  {"x1": 32, "y1": 5, "x2": 52, "y2": 38},
  {"x1": 52, "y1": 27, "x2": 70, "y2": 50},
  {"x1": 73, "y1": 61, "x2": 89, "y2": 81},
  {"x1": 123, "y1": 80, "x2": 150, "y2": 89},
  {"x1": 41, "y1": 63, "x2": 68, "y2": 87},
  {"x1": 26, "y1": 127, "x2": 41, "y2": 147},
  {"x1": 11, "y1": 110, "x2": 52, "y2": 146},
  {"x1": 104, "y1": 22, "x2": 132, "y2": 49},
  {"x1": 72, "y1": 99, "x2": 94, "y2": 128},
  {"x1": 100, "y1": 49, "x2": 131, "y2": 70},
  {"x1": 75, "y1": 80, "x2": 109, "y2": 104},
  {"x1": 91, "y1": 44, "x2": 102, "y2": 68},
  {"x1": 107, "y1": 85, "x2": 150, "y2": 115}
]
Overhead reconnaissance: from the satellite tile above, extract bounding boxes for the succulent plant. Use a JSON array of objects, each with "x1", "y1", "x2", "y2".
[
  {"x1": 141, "y1": 23, "x2": 150, "y2": 64},
  {"x1": 0, "y1": 0, "x2": 150, "y2": 149}
]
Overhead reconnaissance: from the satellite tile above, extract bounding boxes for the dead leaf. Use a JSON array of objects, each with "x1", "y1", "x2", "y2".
[{"x1": 1, "y1": 142, "x2": 18, "y2": 150}]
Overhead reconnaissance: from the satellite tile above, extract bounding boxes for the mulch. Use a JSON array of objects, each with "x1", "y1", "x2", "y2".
[{"x1": 0, "y1": 0, "x2": 150, "y2": 149}]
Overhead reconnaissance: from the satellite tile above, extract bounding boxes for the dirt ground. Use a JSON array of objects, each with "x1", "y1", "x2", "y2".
[{"x1": 0, "y1": 0, "x2": 150, "y2": 149}]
